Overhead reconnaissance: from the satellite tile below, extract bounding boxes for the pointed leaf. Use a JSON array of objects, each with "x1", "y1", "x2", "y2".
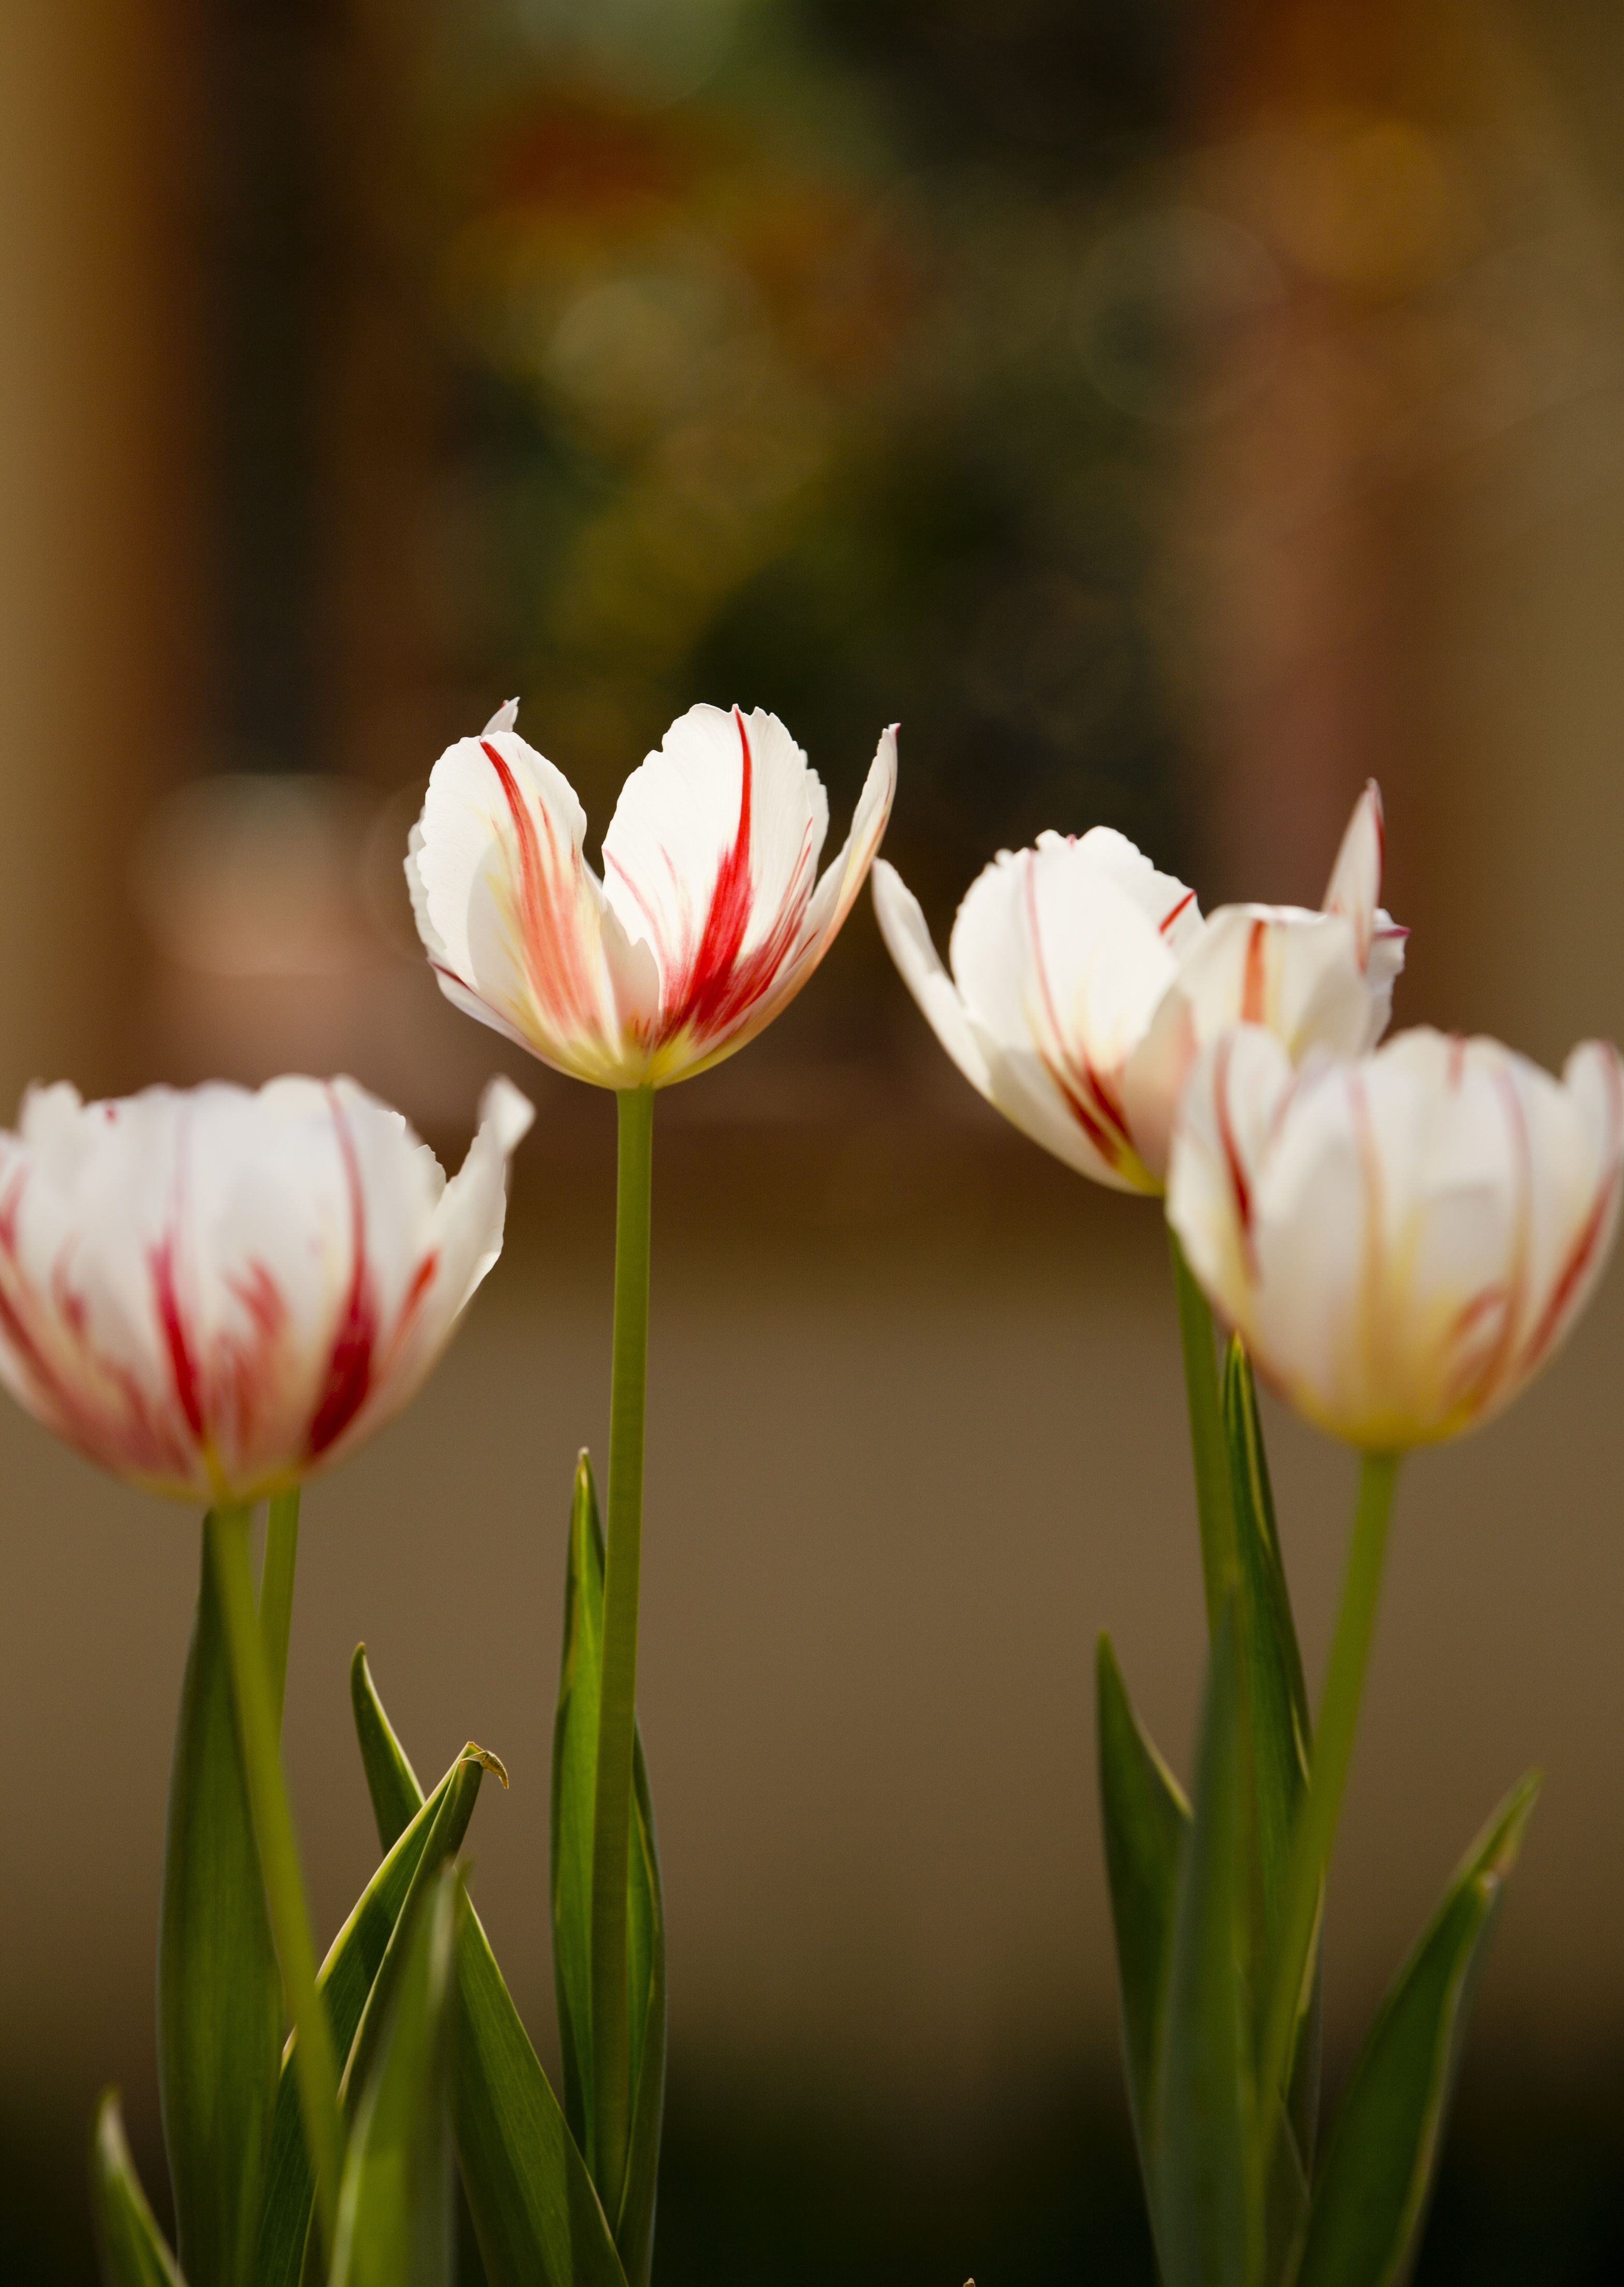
[
  {"x1": 351, "y1": 1646, "x2": 425, "y2": 1857},
  {"x1": 160, "y1": 1522, "x2": 282, "y2": 2287},
  {"x1": 616, "y1": 1738, "x2": 666, "y2": 2287},
  {"x1": 552, "y1": 1454, "x2": 606, "y2": 2152},
  {"x1": 1156, "y1": 1602, "x2": 1260, "y2": 2287},
  {"x1": 355, "y1": 1640, "x2": 628, "y2": 2287},
  {"x1": 454, "y1": 1917, "x2": 629, "y2": 2287},
  {"x1": 549, "y1": 1449, "x2": 667, "y2": 2284},
  {"x1": 1295, "y1": 1775, "x2": 1540, "y2": 2287},
  {"x1": 91, "y1": 2091, "x2": 185, "y2": 2287},
  {"x1": 1224, "y1": 1338, "x2": 1322, "y2": 2262},
  {"x1": 330, "y1": 1866, "x2": 465, "y2": 2287},
  {"x1": 251, "y1": 1751, "x2": 481, "y2": 2287},
  {"x1": 1096, "y1": 1631, "x2": 1189, "y2": 2214}
]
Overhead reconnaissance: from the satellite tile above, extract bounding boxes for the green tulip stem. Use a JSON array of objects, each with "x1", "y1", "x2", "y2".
[
  {"x1": 259, "y1": 1489, "x2": 301, "y2": 1739},
  {"x1": 1256, "y1": 1450, "x2": 1401, "y2": 2162},
  {"x1": 1168, "y1": 1227, "x2": 1239, "y2": 1638},
  {"x1": 208, "y1": 1503, "x2": 344, "y2": 2260},
  {"x1": 590, "y1": 1081, "x2": 656, "y2": 2213}
]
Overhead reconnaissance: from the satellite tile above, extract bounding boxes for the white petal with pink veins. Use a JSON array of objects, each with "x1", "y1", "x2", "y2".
[
  {"x1": 1168, "y1": 1023, "x2": 1624, "y2": 1449},
  {"x1": 408, "y1": 722, "x2": 657, "y2": 1086},
  {"x1": 0, "y1": 1074, "x2": 533, "y2": 1504}
]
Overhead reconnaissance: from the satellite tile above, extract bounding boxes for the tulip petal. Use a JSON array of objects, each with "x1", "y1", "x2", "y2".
[
  {"x1": 0, "y1": 1076, "x2": 532, "y2": 1504},
  {"x1": 1168, "y1": 1024, "x2": 1624, "y2": 1449},
  {"x1": 410, "y1": 724, "x2": 659, "y2": 1087},
  {"x1": 870, "y1": 859, "x2": 995, "y2": 1101},
  {"x1": 1320, "y1": 783, "x2": 1383, "y2": 960},
  {"x1": 948, "y1": 840, "x2": 1174, "y2": 1191}
]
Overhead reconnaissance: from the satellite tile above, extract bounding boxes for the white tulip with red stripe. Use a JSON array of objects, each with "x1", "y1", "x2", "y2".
[
  {"x1": 872, "y1": 783, "x2": 1405, "y2": 1193},
  {"x1": 407, "y1": 700, "x2": 898, "y2": 1089},
  {"x1": 1166, "y1": 1024, "x2": 1624, "y2": 1449},
  {"x1": 0, "y1": 1074, "x2": 534, "y2": 1504}
]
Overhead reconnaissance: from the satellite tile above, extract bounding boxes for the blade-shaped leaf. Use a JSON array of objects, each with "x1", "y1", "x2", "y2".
[
  {"x1": 549, "y1": 1450, "x2": 667, "y2": 2286},
  {"x1": 1294, "y1": 1774, "x2": 1540, "y2": 2287},
  {"x1": 616, "y1": 1738, "x2": 666, "y2": 2287},
  {"x1": 90, "y1": 2091, "x2": 185, "y2": 2287},
  {"x1": 160, "y1": 1522, "x2": 282, "y2": 2287},
  {"x1": 251, "y1": 1752, "x2": 479, "y2": 2287},
  {"x1": 1156, "y1": 1602, "x2": 1260, "y2": 2287},
  {"x1": 356, "y1": 1639, "x2": 628, "y2": 2287},
  {"x1": 351, "y1": 1646, "x2": 425, "y2": 1856},
  {"x1": 1223, "y1": 1337, "x2": 1321, "y2": 2265},
  {"x1": 330, "y1": 1866, "x2": 465, "y2": 2287},
  {"x1": 454, "y1": 1919, "x2": 629, "y2": 2287},
  {"x1": 552, "y1": 1454, "x2": 606, "y2": 2152},
  {"x1": 1096, "y1": 1631, "x2": 1189, "y2": 2220}
]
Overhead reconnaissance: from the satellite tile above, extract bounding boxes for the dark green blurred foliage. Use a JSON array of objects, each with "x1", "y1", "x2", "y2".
[
  {"x1": 419, "y1": 0, "x2": 1202, "y2": 911},
  {"x1": 6, "y1": 2066, "x2": 1624, "y2": 2284}
]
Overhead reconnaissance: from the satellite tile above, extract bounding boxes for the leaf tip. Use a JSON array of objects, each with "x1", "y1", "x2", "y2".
[{"x1": 462, "y1": 1742, "x2": 510, "y2": 1789}]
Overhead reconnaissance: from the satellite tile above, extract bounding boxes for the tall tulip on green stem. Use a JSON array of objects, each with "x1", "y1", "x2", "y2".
[{"x1": 0, "y1": 1073, "x2": 533, "y2": 2271}]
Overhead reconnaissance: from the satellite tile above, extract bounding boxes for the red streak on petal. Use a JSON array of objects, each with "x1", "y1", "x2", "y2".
[
  {"x1": 1159, "y1": 888, "x2": 1196, "y2": 936},
  {"x1": 650, "y1": 707, "x2": 816, "y2": 1052},
  {"x1": 1241, "y1": 919, "x2": 1268, "y2": 1023},
  {"x1": 1447, "y1": 1036, "x2": 1466, "y2": 1090},
  {"x1": 150, "y1": 1232, "x2": 205, "y2": 1441},
  {"x1": 398, "y1": 1250, "x2": 438, "y2": 1331},
  {"x1": 1213, "y1": 1034, "x2": 1255, "y2": 1258},
  {"x1": 1021, "y1": 855, "x2": 1138, "y2": 1174},
  {"x1": 1517, "y1": 1054, "x2": 1624, "y2": 1382},
  {"x1": 306, "y1": 1090, "x2": 378, "y2": 1459},
  {"x1": 483, "y1": 741, "x2": 600, "y2": 1038}
]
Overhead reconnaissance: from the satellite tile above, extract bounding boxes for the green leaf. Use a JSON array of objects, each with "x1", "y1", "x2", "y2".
[
  {"x1": 355, "y1": 1638, "x2": 628, "y2": 2287},
  {"x1": 616, "y1": 1739, "x2": 666, "y2": 2287},
  {"x1": 251, "y1": 1750, "x2": 484, "y2": 2287},
  {"x1": 1156, "y1": 1601, "x2": 1260, "y2": 2287},
  {"x1": 350, "y1": 1646, "x2": 424, "y2": 1857},
  {"x1": 454, "y1": 1918, "x2": 629, "y2": 2287},
  {"x1": 90, "y1": 2091, "x2": 185, "y2": 2287},
  {"x1": 330, "y1": 1865, "x2": 465, "y2": 2287},
  {"x1": 1223, "y1": 1338, "x2": 1321, "y2": 2265},
  {"x1": 1294, "y1": 1774, "x2": 1540, "y2": 2287},
  {"x1": 552, "y1": 1454, "x2": 606, "y2": 2153},
  {"x1": 159, "y1": 1521, "x2": 282, "y2": 2287},
  {"x1": 549, "y1": 1450, "x2": 667, "y2": 2287},
  {"x1": 1095, "y1": 1632, "x2": 1189, "y2": 2223}
]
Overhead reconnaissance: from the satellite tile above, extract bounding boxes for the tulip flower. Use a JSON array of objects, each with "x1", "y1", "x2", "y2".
[
  {"x1": 407, "y1": 694, "x2": 895, "y2": 2218},
  {"x1": 872, "y1": 782, "x2": 1405, "y2": 1194},
  {"x1": 0, "y1": 1071, "x2": 534, "y2": 1506},
  {"x1": 406, "y1": 700, "x2": 898, "y2": 1089},
  {"x1": 1166, "y1": 1023, "x2": 1624, "y2": 1452}
]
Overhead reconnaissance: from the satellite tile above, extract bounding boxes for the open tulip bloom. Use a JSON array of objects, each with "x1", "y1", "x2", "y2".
[
  {"x1": 872, "y1": 780, "x2": 1402, "y2": 1197},
  {"x1": 401, "y1": 695, "x2": 897, "y2": 2270}
]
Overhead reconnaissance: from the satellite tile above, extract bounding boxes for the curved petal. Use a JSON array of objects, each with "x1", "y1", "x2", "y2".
[
  {"x1": 1321, "y1": 781, "x2": 1383, "y2": 959},
  {"x1": 678, "y1": 722, "x2": 897, "y2": 1081},
  {"x1": 1168, "y1": 1024, "x2": 1624, "y2": 1449},
  {"x1": 0, "y1": 1076, "x2": 533, "y2": 1504},
  {"x1": 1039, "y1": 826, "x2": 1204, "y2": 954},
  {"x1": 947, "y1": 841, "x2": 1173, "y2": 1191},
  {"x1": 871, "y1": 857, "x2": 993, "y2": 1100},
  {"x1": 409, "y1": 716, "x2": 658, "y2": 1088}
]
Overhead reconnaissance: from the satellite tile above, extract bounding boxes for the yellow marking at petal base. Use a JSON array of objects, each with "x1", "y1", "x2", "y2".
[{"x1": 460, "y1": 1742, "x2": 510, "y2": 1788}]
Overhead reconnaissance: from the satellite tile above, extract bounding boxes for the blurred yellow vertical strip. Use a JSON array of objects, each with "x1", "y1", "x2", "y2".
[{"x1": 0, "y1": 3, "x2": 196, "y2": 1105}]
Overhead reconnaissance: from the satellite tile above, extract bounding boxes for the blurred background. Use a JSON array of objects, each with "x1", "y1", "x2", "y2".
[{"x1": 5, "y1": 0, "x2": 1624, "y2": 2277}]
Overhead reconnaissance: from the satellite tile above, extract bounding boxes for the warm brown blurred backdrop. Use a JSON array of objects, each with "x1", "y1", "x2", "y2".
[{"x1": 5, "y1": 2, "x2": 1624, "y2": 2279}]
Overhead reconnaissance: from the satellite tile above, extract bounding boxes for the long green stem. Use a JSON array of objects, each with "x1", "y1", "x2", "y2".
[
  {"x1": 590, "y1": 1083, "x2": 655, "y2": 2214},
  {"x1": 1168, "y1": 1227, "x2": 1239, "y2": 1638},
  {"x1": 259, "y1": 1489, "x2": 301, "y2": 1739},
  {"x1": 1256, "y1": 1452, "x2": 1400, "y2": 2163},
  {"x1": 208, "y1": 1504, "x2": 344, "y2": 2259}
]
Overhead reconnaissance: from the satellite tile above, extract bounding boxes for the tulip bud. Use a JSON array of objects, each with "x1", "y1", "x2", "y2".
[
  {"x1": 0, "y1": 1074, "x2": 534, "y2": 1503},
  {"x1": 1166, "y1": 1024, "x2": 1624, "y2": 1449}
]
